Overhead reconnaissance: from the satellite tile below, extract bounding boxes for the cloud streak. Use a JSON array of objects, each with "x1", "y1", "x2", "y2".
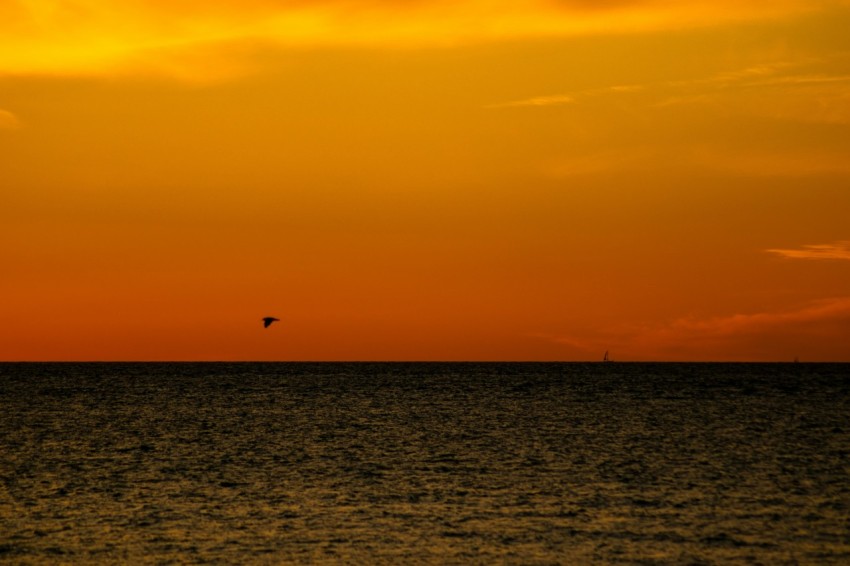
[
  {"x1": 497, "y1": 54, "x2": 850, "y2": 178},
  {"x1": 766, "y1": 241, "x2": 850, "y2": 260},
  {"x1": 546, "y1": 297, "x2": 850, "y2": 361},
  {"x1": 0, "y1": 0, "x2": 840, "y2": 78},
  {"x1": 666, "y1": 298, "x2": 850, "y2": 337},
  {"x1": 488, "y1": 95, "x2": 576, "y2": 108},
  {"x1": 491, "y1": 84, "x2": 644, "y2": 108},
  {"x1": 493, "y1": 57, "x2": 850, "y2": 122}
]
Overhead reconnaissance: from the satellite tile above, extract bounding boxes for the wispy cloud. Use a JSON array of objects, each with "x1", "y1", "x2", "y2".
[
  {"x1": 656, "y1": 58, "x2": 850, "y2": 124},
  {"x1": 493, "y1": 57, "x2": 850, "y2": 126},
  {"x1": 492, "y1": 63, "x2": 803, "y2": 109},
  {"x1": 490, "y1": 84, "x2": 644, "y2": 108},
  {"x1": 496, "y1": 54, "x2": 850, "y2": 180},
  {"x1": 488, "y1": 95, "x2": 575, "y2": 108},
  {"x1": 689, "y1": 148, "x2": 850, "y2": 176},
  {"x1": 701, "y1": 61, "x2": 801, "y2": 84},
  {"x1": 0, "y1": 109, "x2": 21, "y2": 129},
  {"x1": 766, "y1": 241, "x2": 850, "y2": 260},
  {"x1": 544, "y1": 297, "x2": 850, "y2": 361},
  {"x1": 542, "y1": 144, "x2": 850, "y2": 178},
  {"x1": 666, "y1": 298, "x2": 850, "y2": 337},
  {"x1": 0, "y1": 0, "x2": 838, "y2": 78},
  {"x1": 745, "y1": 74, "x2": 850, "y2": 87}
]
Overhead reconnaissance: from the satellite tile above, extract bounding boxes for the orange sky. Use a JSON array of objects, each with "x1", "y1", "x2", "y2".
[{"x1": 2, "y1": 0, "x2": 850, "y2": 361}]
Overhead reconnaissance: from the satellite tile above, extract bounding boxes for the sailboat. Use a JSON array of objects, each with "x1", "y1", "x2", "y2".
[{"x1": 603, "y1": 351, "x2": 610, "y2": 362}]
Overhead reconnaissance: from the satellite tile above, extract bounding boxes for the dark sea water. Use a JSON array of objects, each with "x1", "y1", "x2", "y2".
[{"x1": 1, "y1": 363, "x2": 849, "y2": 564}]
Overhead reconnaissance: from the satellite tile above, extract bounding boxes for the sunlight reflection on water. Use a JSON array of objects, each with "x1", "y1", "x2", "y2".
[{"x1": 1, "y1": 362, "x2": 848, "y2": 563}]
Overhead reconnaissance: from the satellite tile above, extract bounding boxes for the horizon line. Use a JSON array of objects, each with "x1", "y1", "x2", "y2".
[{"x1": 0, "y1": 360, "x2": 843, "y2": 364}]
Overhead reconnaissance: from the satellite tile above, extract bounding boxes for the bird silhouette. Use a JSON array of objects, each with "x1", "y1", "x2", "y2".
[{"x1": 262, "y1": 317, "x2": 280, "y2": 328}]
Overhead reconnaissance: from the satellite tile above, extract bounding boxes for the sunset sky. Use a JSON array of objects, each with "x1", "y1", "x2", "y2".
[{"x1": 2, "y1": 0, "x2": 850, "y2": 361}]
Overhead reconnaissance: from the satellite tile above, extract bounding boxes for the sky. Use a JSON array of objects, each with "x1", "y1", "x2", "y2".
[{"x1": 2, "y1": 0, "x2": 850, "y2": 361}]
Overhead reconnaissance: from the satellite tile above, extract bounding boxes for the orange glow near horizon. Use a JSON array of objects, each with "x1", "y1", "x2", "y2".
[{"x1": 2, "y1": 1, "x2": 850, "y2": 360}]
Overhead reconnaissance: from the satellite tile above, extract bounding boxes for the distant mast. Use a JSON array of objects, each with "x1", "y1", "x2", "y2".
[{"x1": 603, "y1": 351, "x2": 610, "y2": 362}]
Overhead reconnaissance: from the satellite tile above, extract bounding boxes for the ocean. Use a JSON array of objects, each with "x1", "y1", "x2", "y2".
[{"x1": 1, "y1": 362, "x2": 848, "y2": 563}]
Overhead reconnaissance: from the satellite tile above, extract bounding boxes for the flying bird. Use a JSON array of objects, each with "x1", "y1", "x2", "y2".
[{"x1": 262, "y1": 317, "x2": 280, "y2": 328}]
